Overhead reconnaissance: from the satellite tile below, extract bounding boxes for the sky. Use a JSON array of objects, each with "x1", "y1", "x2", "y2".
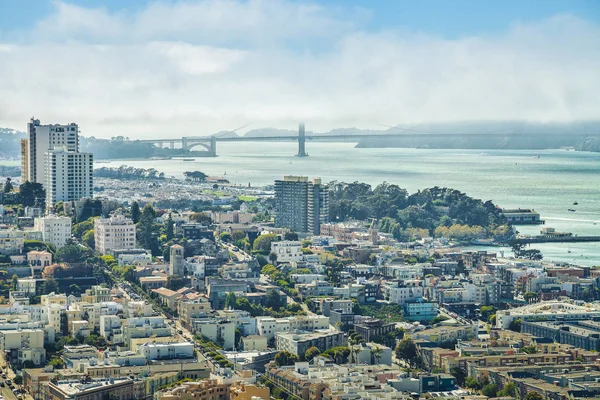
[{"x1": 0, "y1": 0, "x2": 599, "y2": 138}]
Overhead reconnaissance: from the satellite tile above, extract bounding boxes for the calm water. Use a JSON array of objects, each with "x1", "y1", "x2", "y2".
[
  {"x1": 98, "y1": 142, "x2": 600, "y2": 266},
  {"x1": 6, "y1": 142, "x2": 600, "y2": 265}
]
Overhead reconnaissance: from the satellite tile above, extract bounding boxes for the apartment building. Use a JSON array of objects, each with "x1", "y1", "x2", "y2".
[
  {"x1": 34, "y1": 214, "x2": 72, "y2": 249},
  {"x1": 94, "y1": 214, "x2": 137, "y2": 255},
  {"x1": 27, "y1": 118, "x2": 79, "y2": 184},
  {"x1": 0, "y1": 228, "x2": 24, "y2": 255},
  {"x1": 276, "y1": 329, "x2": 345, "y2": 357},
  {"x1": 44, "y1": 147, "x2": 93, "y2": 206},
  {"x1": 274, "y1": 176, "x2": 329, "y2": 235},
  {"x1": 271, "y1": 240, "x2": 303, "y2": 263}
]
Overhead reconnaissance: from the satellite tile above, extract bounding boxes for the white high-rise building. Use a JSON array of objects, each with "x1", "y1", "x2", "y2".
[
  {"x1": 34, "y1": 214, "x2": 72, "y2": 249},
  {"x1": 94, "y1": 215, "x2": 137, "y2": 255},
  {"x1": 28, "y1": 118, "x2": 79, "y2": 184},
  {"x1": 44, "y1": 147, "x2": 93, "y2": 206}
]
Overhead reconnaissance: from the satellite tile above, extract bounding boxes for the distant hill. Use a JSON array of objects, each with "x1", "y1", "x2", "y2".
[{"x1": 0, "y1": 128, "x2": 26, "y2": 158}]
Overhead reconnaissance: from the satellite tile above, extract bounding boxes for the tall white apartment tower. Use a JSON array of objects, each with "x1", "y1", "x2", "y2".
[
  {"x1": 28, "y1": 118, "x2": 79, "y2": 184},
  {"x1": 44, "y1": 147, "x2": 94, "y2": 206}
]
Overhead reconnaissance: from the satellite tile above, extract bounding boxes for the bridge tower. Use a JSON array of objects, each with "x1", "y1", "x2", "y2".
[
  {"x1": 209, "y1": 136, "x2": 217, "y2": 157},
  {"x1": 297, "y1": 122, "x2": 308, "y2": 157},
  {"x1": 182, "y1": 137, "x2": 188, "y2": 149}
]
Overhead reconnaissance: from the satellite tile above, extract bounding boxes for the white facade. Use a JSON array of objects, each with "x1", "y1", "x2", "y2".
[
  {"x1": 27, "y1": 250, "x2": 53, "y2": 275},
  {"x1": 94, "y1": 215, "x2": 137, "y2": 255},
  {"x1": 0, "y1": 229, "x2": 25, "y2": 255},
  {"x1": 138, "y1": 342, "x2": 194, "y2": 361},
  {"x1": 271, "y1": 241, "x2": 303, "y2": 263},
  {"x1": 383, "y1": 282, "x2": 424, "y2": 306},
  {"x1": 44, "y1": 147, "x2": 93, "y2": 206},
  {"x1": 35, "y1": 214, "x2": 72, "y2": 249},
  {"x1": 256, "y1": 315, "x2": 330, "y2": 340},
  {"x1": 27, "y1": 118, "x2": 79, "y2": 184}
]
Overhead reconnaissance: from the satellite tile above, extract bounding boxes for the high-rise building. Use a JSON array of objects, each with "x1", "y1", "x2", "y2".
[
  {"x1": 94, "y1": 215, "x2": 136, "y2": 255},
  {"x1": 170, "y1": 244, "x2": 184, "y2": 277},
  {"x1": 34, "y1": 214, "x2": 72, "y2": 249},
  {"x1": 28, "y1": 118, "x2": 79, "y2": 184},
  {"x1": 274, "y1": 176, "x2": 329, "y2": 235},
  {"x1": 307, "y1": 178, "x2": 329, "y2": 235},
  {"x1": 44, "y1": 147, "x2": 93, "y2": 206},
  {"x1": 20, "y1": 139, "x2": 29, "y2": 183}
]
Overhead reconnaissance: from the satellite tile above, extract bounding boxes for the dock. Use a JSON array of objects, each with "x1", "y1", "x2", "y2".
[{"x1": 509, "y1": 235, "x2": 600, "y2": 245}]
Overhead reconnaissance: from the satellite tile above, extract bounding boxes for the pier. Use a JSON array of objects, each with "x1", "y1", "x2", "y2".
[{"x1": 509, "y1": 235, "x2": 600, "y2": 245}]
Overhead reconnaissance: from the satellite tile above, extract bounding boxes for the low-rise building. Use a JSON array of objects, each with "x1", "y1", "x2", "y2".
[{"x1": 276, "y1": 329, "x2": 345, "y2": 357}]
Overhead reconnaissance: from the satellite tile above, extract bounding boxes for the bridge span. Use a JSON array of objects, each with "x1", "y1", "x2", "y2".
[{"x1": 134, "y1": 123, "x2": 599, "y2": 157}]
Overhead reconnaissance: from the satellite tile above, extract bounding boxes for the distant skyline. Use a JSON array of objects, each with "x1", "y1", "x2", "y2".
[{"x1": 0, "y1": 0, "x2": 599, "y2": 138}]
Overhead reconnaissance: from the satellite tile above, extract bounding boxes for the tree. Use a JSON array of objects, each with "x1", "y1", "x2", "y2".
[
  {"x1": 219, "y1": 232, "x2": 232, "y2": 242},
  {"x1": 69, "y1": 284, "x2": 82, "y2": 295},
  {"x1": 18, "y1": 181, "x2": 46, "y2": 208},
  {"x1": 11, "y1": 274, "x2": 18, "y2": 291},
  {"x1": 274, "y1": 350, "x2": 299, "y2": 366},
  {"x1": 56, "y1": 243, "x2": 93, "y2": 263},
  {"x1": 465, "y1": 376, "x2": 482, "y2": 390},
  {"x1": 82, "y1": 230, "x2": 95, "y2": 249},
  {"x1": 131, "y1": 201, "x2": 141, "y2": 224},
  {"x1": 266, "y1": 289, "x2": 282, "y2": 310},
  {"x1": 190, "y1": 212, "x2": 212, "y2": 225},
  {"x1": 166, "y1": 275, "x2": 184, "y2": 290},
  {"x1": 450, "y1": 367, "x2": 467, "y2": 386},
  {"x1": 525, "y1": 392, "x2": 544, "y2": 400},
  {"x1": 284, "y1": 231, "x2": 299, "y2": 241},
  {"x1": 524, "y1": 292, "x2": 539, "y2": 303},
  {"x1": 42, "y1": 278, "x2": 59, "y2": 294},
  {"x1": 13, "y1": 376, "x2": 23, "y2": 385},
  {"x1": 480, "y1": 305, "x2": 497, "y2": 321},
  {"x1": 3, "y1": 177, "x2": 13, "y2": 193},
  {"x1": 395, "y1": 337, "x2": 418, "y2": 366},
  {"x1": 305, "y1": 346, "x2": 321, "y2": 361},
  {"x1": 482, "y1": 383, "x2": 498, "y2": 397},
  {"x1": 253, "y1": 234, "x2": 279, "y2": 255},
  {"x1": 137, "y1": 204, "x2": 160, "y2": 255},
  {"x1": 268, "y1": 252, "x2": 278, "y2": 265},
  {"x1": 72, "y1": 220, "x2": 94, "y2": 239},
  {"x1": 225, "y1": 292, "x2": 237, "y2": 309},
  {"x1": 498, "y1": 382, "x2": 517, "y2": 397}
]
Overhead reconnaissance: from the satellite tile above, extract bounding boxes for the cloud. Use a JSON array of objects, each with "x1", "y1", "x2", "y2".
[{"x1": 0, "y1": 1, "x2": 599, "y2": 138}]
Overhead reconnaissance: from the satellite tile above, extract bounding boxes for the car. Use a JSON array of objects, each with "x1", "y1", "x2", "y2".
[
  {"x1": 5, "y1": 379, "x2": 12, "y2": 386},
  {"x1": 0, "y1": 381, "x2": 4, "y2": 387}
]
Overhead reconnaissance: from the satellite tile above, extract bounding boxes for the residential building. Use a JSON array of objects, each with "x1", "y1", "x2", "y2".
[
  {"x1": 170, "y1": 244, "x2": 184, "y2": 277},
  {"x1": 178, "y1": 298, "x2": 211, "y2": 329},
  {"x1": 34, "y1": 214, "x2": 72, "y2": 249},
  {"x1": 349, "y1": 342, "x2": 393, "y2": 365},
  {"x1": 157, "y1": 380, "x2": 230, "y2": 400},
  {"x1": 138, "y1": 342, "x2": 194, "y2": 361},
  {"x1": 229, "y1": 382, "x2": 270, "y2": 400},
  {"x1": 28, "y1": 250, "x2": 52, "y2": 275},
  {"x1": 94, "y1": 214, "x2": 137, "y2": 255},
  {"x1": 27, "y1": 118, "x2": 79, "y2": 184},
  {"x1": 404, "y1": 300, "x2": 439, "y2": 322},
  {"x1": 192, "y1": 318, "x2": 236, "y2": 350},
  {"x1": 271, "y1": 241, "x2": 303, "y2": 264},
  {"x1": 274, "y1": 176, "x2": 329, "y2": 235},
  {"x1": 496, "y1": 301, "x2": 600, "y2": 330},
  {"x1": 0, "y1": 228, "x2": 24, "y2": 255},
  {"x1": 124, "y1": 317, "x2": 172, "y2": 345},
  {"x1": 241, "y1": 335, "x2": 268, "y2": 351},
  {"x1": 139, "y1": 276, "x2": 168, "y2": 289},
  {"x1": 21, "y1": 138, "x2": 29, "y2": 182},
  {"x1": 47, "y1": 378, "x2": 134, "y2": 400},
  {"x1": 354, "y1": 317, "x2": 396, "y2": 342},
  {"x1": 44, "y1": 146, "x2": 93, "y2": 206},
  {"x1": 275, "y1": 329, "x2": 345, "y2": 357}
]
